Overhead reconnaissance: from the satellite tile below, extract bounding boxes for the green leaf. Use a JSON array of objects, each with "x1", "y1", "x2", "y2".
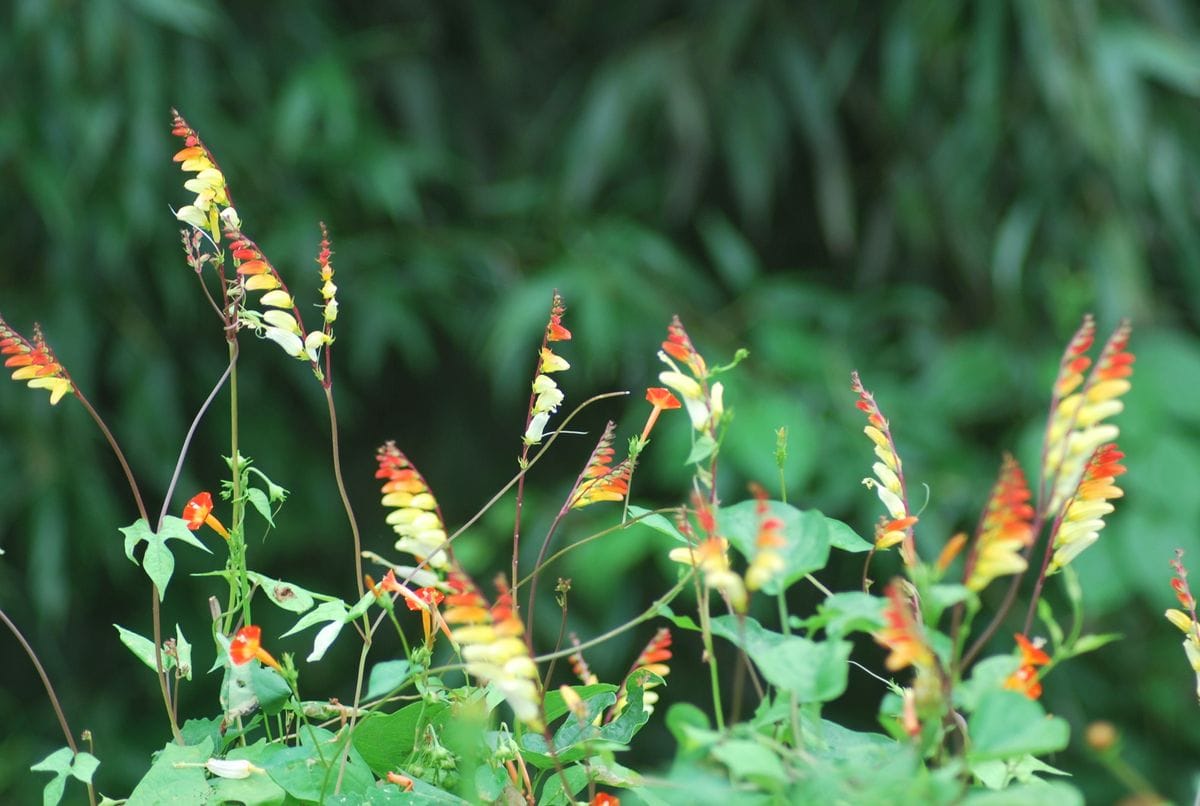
[
  {"x1": 125, "y1": 739, "x2": 214, "y2": 805},
  {"x1": 542, "y1": 683, "x2": 618, "y2": 724},
  {"x1": 627, "y1": 506, "x2": 688, "y2": 544},
  {"x1": 972, "y1": 753, "x2": 1071, "y2": 790},
  {"x1": 710, "y1": 615, "x2": 851, "y2": 701},
  {"x1": 263, "y1": 727, "x2": 374, "y2": 802},
  {"x1": 665, "y1": 702, "x2": 717, "y2": 758},
  {"x1": 536, "y1": 765, "x2": 590, "y2": 806},
  {"x1": 684, "y1": 433, "x2": 718, "y2": 465},
  {"x1": 655, "y1": 603, "x2": 701, "y2": 631},
  {"x1": 963, "y1": 780, "x2": 1084, "y2": 806},
  {"x1": 31, "y1": 747, "x2": 73, "y2": 806},
  {"x1": 522, "y1": 674, "x2": 658, "y2": 767},
  {"x1": 114, "y1": 624, "x2": 170, "y2": 674},
  {"x1": 710, "y1": 739, "x2": 787, "y2": 787},
  {"x1": 245, "y1": 571, "x2": 316, "y2": 614},
  {"x1": 250, "y1": 665, "x2": 292, "y2": 715},
  {"x1": 826, "y1": 517, "x2": 873, "y2": 553},
  {"x1": 119, "y1": 516, "x2": 211, "y2": 600},
  {"x1": 365, "y1": 660, "x2": 414, "y2": 700},
  {"x1": 956, "y1": 657, "x2": 1019, "y2": 713},
  {"x1": 281, "y1": 600, "x2": 347, "y2": 637},
  {"x1": 352, "y1": 701, "x2": 451, "y2": 778},
  {"x1": 967, "y1": 691, "x2": 1070, "y2": 762},
  {"x1": 808, "y1": 592, "x2": 886, "y2": 638},
  {"x1": 1066, "y1": 633, "x2": 1123, "y2": 657},
  {"x1": 245, "y1": 487, "x2": 275, "y2": 527},
  {"x1": 717, "y1": 500, "x2": 832, "y2": 593}
]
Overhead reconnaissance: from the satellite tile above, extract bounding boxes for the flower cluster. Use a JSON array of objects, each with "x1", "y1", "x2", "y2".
[
  {"x1": 1166, "y1": 550, "x2": 1200, "y2": 701},
  {"x1": 441, "y1": 573, "x2": 543, "y2": 729},
  {"x1": 0, "y1": 317, "x2": 72, "y2": 405},
  {"x1": 657, "y1": 317, "x2": 722, "y2": 433},
  {"x1": 375, "y1": 441, "x2": 451, "y2": 572},
  {"x1": 1048, "y1": 443, "x2": 1125, "y2": 573},
  {"x1": 745, "y1": 483, "x2": 786, "y2": 591},
  {"x1": 613, "y1": 628, "x2": 672, "y2": 718},
  {"x1": 1003, "y1": 634, "x2": 1051, "y2": 700},
  {"x1": 875, "y1": 581, "x2": 933, "y2": 672},
  {"x1": 851, "y1": 372, "x2": 916, "y2": 561},
  {"x1": 668, "y1": 495, "x2": 747, "y2": 611},
  {"x1": 171, "y1": 110, "x2": 236, "y2": 240},
  {"x1": 1043, "y1": 317, "x2": 1134, "y2": 517},
  {"x1": 523, "y1": 293, "x2": 572, "y2": 446},
  {"x1": 965, "y1": 454, "x2": 1034, "y2": 592},
  {"x1": 569, "y1": 421, "x2": 632, "y2": 509}
]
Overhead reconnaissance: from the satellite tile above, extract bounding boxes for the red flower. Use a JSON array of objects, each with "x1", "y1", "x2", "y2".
[
  {"x1": 230, "y1": 626, "x2": 281, "y2": 671},
  {"x1": 591, "y1": 793, "x2": 620, "y2": 806},
  {"x1": 182, "y1": 492, "x2": 230, "y2": 539},
  {"x1": 640, "y1": 386, "x2": 681, "y2": 441},
  {"x1": 1004, "y1": 634, "x2": 1050, "y2": 699},
  {"x1": 404, "y1": 586, "x2": 445, "y2": 611}
]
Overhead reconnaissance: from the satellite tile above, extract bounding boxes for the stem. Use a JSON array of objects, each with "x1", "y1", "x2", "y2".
[
  {"x1": 157, "y1": 361, "x2": 233, "y2": 528},
  {"x1": 696, "y1": 588, "x2": 725, "y2": 731},
  {"x1": 226, "y1": 342, "x2": 252, "y2": 626},
  {"x1": 324, "y1": 386, "x2": 364, "y2": 598},
  {"x1": 71, "y1": 387, "x2": 148, "y2": 524},
  {"x1": 334, "y1": 629, "x2": 372, "y2": 793}
]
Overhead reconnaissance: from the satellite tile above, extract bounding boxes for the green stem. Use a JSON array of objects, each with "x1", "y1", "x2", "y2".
[
  {"x1": 324, "y1": 386, "x2": 364, "y2": 598},
  {"x1": 696, "y1": 590, "x2": 725, "y2": 731},
  {"x1": 226, "y1": 342, "x2": 251, "y2": 626}
]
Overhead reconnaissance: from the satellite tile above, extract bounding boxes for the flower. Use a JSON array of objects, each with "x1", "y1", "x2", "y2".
[
  {"x1": 229, "y1": 625, "x2": 282, "y2": 672},
  {"x1": 745, "y1": 483, "x2": 787, "y2": 592},
  {"x1": 591, "y1": 793, "x2": 620, "y2": 806},
  {"x1": 965, "y1": 454, "x2": 1034, "y2": 591},
  {"x1": 376, "y1": 441, "x2": 451, "y2": 570},
  {"x1": 1043, "y1": 318, "x2": 1133, "y2": 517},
  {"x1": 668, "y1": 498, "x2": 747, "y2": 611},
  {"x1": 441, "y1": 573, "x2": 543, "y2": 730},
  {"x1": 851, "y1": 372, "x2": 916, "y2": 562},
  {"x1": 640, "y1": 386, "x2": 681, "y2": 441},
  {"x1": 204, "y1": 758, "x2": 265, "y2": 779},
  {"x1": 570, "y1": 422, "x2": 633, "y2": 509},
  {"x1": 386, "y1": 772, "x2": 415, "y2": 791},
  {"x1": 611, "y1": 628, "x2": 672, "y2": 719},
  {"x1": 657, "y1": 317, "x2": 722, "y2": 434},
  {"x1": 523, "y1": 293, "x2": 573, "y2": 446},
  {"x1": 182, "y1": 492, "x2": 230, "y2": 539},
  {"x1": 546, "y1": 294, "x2": 572, "y2": 342},
  {"x1": 0, "y1": 318, "x2": 73, "y2": 405},
  {"x1": 1047, "y1": 443, "x2": 1125, "y2": 573},
  {"x1": 1004, "y1": 634, "x2": 1050, "y2": 699},
  {"x1": 171, "y1": 110, "x2": 234, "y2": 240},
  {"x1": 874, "y1": 581, "x2": 933, "y2": 672},
  {"x1": 1166, "y1": 550, "x2": 1200, "y2": 701}
]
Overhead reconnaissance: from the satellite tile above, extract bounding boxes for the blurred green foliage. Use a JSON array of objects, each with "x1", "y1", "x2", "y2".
[{"x1": 2, "y1": 0, "x2": 1200, "y2": 801}]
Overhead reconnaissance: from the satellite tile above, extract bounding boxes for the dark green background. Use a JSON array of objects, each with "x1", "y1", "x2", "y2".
[{"x1": 2, "y1": 1, "x2": 1199, "y2": 802}]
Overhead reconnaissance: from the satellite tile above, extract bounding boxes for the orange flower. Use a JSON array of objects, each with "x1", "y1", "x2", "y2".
[
  {"x1": 965, "y1": 454, "x2": 1034, "y2": 592},
  {"x1": 0, "y1": 318, "x2": 73, "y2": 405},
  {"x1": 591, "y1": 793, "x2": 620, "y2": 806},
  {"x1": 657, "y1": 317, "x2": 722, "y2": 433},
  {"x1": 745, "y1": 483, "x2": 787, "y2": 591},
  {"x1": 182, "y1": 492, "x2": 230, "y2": 539},
  {"x1": 640, "y1": 387, "x2": 681, "y2": 441},
  {"x1": 404, "y1": 586, "x2": 445, "y2": 611},
  {"x1": 610, "y1": 628, "x2": 673, "y2": 719},
  {"x1": 386, "y1": 772, "x2": 414, "y2": 791},
  {"x1": 171, "y1": 110, "x2": 235, "y2": 239},
  {"x1": 1048, "y1": 443, "x2": 1125, "y2": 572},
  {"x1": 1166, "y1": 550, "x2": 1200, "y2": 701},
  {"x1": 546, "y1": 293, "x2": 572, "y2": 342},
  {"x1": 1004, "y1": 634, "x2": 1050, "y2": 699},
  {"x1": 1043, "y1": 318, "x2": 1133, "y2": 517},
  {"x1": 230, "y1": 625, "x2": 282, "y2": 672},
  {"x1": 570, "y1": 422, "x2": 633, "y2": 509},
  {"x1": 376, "y1": 442, "x2": 451, "y2": 570},
  {"x1": 851, "y1": 372, "x2": 916, "y2": 562},
  {"x1": 524, "y1": 293, "x2": 572, "y2": 445},
  {"x1": 874, "y1": 581, "x2": 933, "y2": 672}
]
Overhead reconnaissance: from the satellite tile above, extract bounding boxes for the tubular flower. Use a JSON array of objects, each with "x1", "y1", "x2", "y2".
[
  {"x1": 1166, "y1": 550, "x2": 1200, "y2": 701},
  {"x1": 568, "y1": 634, "x2": 600, "y2": 686},
  {"x1": 668, "y1": 499, "x2": 747, "y2": 611},
  {"x1": 403, "y1": 585, "x2": 445, "y2": 645},
  {"x1": 570, "y1": 421, "x2": 633, "y2": 509},
  {"x1": 1043, "y1": 317, "x2": 1134, "y2": 517},
  {"x1": 182, "y1": 491, "x2": 230, "y2": 540},
  {"x1": 640, "y1": 386, "x2": 681, "y2": 442},
  {"x1": 745, "y1": 483, "x2": 787, "y2": 591},
  {"x1": 523, "y1": 292, "x2": 572, "y2": 446},
  {"x1": 657, "y1": 317, "x2": 722, "y2": 433},
  {"x1": 851, "y1": 372, "x2": 917, "y2": 562},
  {"x1": 0, "y1": 318, "x2": 73, "y2": 405},
  {"x1": 225, "y1": 231, "x2": 312, "y2": 361},
  {"x1": 1047, "y1": 443, "x2": 1125, "y2": 573},
  {"x1": 441, "y1": 573, "x2": 543, "y2": 730},
  {"x1": 874, "y1": 581, "x2": 933, "y2": 672},
  {"x1": 376, "y1": 441, "x2": 451, "y2": 570},
  {"x1": 229, "y1": 626, "x2": 282, "y2": 672},
  {"x1": 612, "y1": 628, "x2": 672, "y2": 719},
  {"x1": 965, "y1": 454, "x2": 1034, "y2": 592},
  {"x1": 1004, "y1": 634, "x2": 1051, "y2": 700},
  {"x1": 171, "y1": 110, "x2": 236, "y2": 240}
]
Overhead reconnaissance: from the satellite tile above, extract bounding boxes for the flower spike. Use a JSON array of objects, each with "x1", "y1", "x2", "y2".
[
  {"x1": 0, "y1": 317, "x2": 73, "y2": 405},
  {"x1": 965, "y1": 454, "x2": 1034, "y2": 592},
  {"x1": 1047, "y1": 443, "x2": 1125, "y2": 573},
  {"x1": 1043, "y1": 318, "x2": 1133, "y2": 517},
  {"x1": 375, "y1": 441, "x2": 452, "y2": 571},
  {"x1": 668, "y1": 494, "x2": 747, "y2": 611},
  {"x1": 611, "y1": 628, "x2": 673, "y2": 719},
  {"x1": 851, "y1": 372, "x2": 917, "y2": 563},
  {"x1": 875, "y1": 580, "x2": 933, "y2": 672},
  {"x1": 441, "y1": 573, "x2": 543, "y2": 730},
  {"x1": 570, "y1": 422, "x2": 633, "y2": 509},
  {"x1": 657, "y1": 317, "x2": 722, "y2": 433},
  {"x1": 171, "y1": 110, "x2": 236, "y2": 240},
  {"x1": 523, "y1": 292, "x2": 572, "y2": 446},
  {"x1": 745, "y1": 483, "x2": 786, "y2": 591},
  {"x1": 1166, "y1": 550, "x2": 1200, "y2": 701}
]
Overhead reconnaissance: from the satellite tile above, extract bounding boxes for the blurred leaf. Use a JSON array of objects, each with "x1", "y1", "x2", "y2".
[
  {"x1": 718, "y1": 500, "x2": 832, "y2": 594},
  {"x1": 710, "y1": 615, "x2": 851, "y2": 701},
  {"x1": 967, "y1": 691, "x2": 1069, "y2": 762}
]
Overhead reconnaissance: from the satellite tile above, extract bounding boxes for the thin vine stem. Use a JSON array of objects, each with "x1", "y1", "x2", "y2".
[{"x1": 324, "y1": 385, "x2": 364, "y2": 599}]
